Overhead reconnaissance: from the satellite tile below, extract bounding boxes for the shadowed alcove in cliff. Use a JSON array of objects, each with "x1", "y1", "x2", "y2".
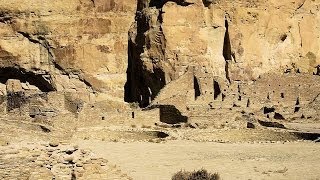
[
  {"x1": 149, "y1": 0, "x2": 194, "y2": 8},
  {"x1": 125, "y1": 0, "x2": 170, "y2": 108},
  {"x1": 0, "y1": 67, "x2": 55, "y2": 92},
  {"x1": 194, "y1": 76, "x2": 201, "y2": 99},
  {"x1": 213, "y1": 80, "x2": 221, "y2": 100},
  {"x1": 223, "y1": 19, "x2": 232, "y2": 61},
  {"x1": 124, "y1": 36, "x2": 166, "y2": 108},
  {"x1": 223, "y1": 19, "x2": 232, "y2": 82},
  {"x1": 202, "y1": 0, "x2": 213, "y2": 7}
]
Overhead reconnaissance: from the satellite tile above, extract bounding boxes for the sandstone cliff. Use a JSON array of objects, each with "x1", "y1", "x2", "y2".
[
  {"x1": 0, "y1": 1, "x2": 320, "y2": 179},
  {"x1": 0, "y1": 0, "x2": 319, "y2": 128},
  {"x1": 0, "y1": 0, "x2": 136, "y2": 100},
  {"x1": 125, "y1": 0, "x2": 320, "y2": 107}
]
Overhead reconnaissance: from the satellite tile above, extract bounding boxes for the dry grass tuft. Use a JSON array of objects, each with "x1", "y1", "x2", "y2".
[{"x1": 172, "y1": 169, "x2": 220, "y2": 180}]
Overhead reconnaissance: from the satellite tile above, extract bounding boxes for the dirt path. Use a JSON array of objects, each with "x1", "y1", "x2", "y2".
[{"x1": 77, "y1": 140, "x2": 320, "y2": 180}]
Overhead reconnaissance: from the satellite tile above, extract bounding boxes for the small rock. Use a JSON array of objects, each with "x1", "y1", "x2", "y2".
[
  {"x1": 49, "y1": 141, "x2": 59, "y2": 147},
  {"x1": 101, "y1": 162, "x2": 107, "y2": 166},
  {"x1": 76, "y1": 162, "x2": 83, "y2": 167},
  {"x1": 65, "y1": 146, "x2": 77, "y2": 155},
  {"x1": 63, "y1": 155, "x2": 74, "y2": 163},
  {"x1": 46, "y1": 148, "x2": 56, "y2": 153},
  {"x1": 247, "y1": 122, "x2": 255, "y2": 129}
]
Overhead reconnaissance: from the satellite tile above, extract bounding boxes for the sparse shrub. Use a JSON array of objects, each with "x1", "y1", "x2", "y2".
[
  {"x1": 172, "y1": 169, "x2": 220, "y2": 180},
  {"x1": 111, "y1": 138, "x2": 118, "y2": 142},
  {"x1": 129, "y1": 102, "x2": 140, "y2": 109}
]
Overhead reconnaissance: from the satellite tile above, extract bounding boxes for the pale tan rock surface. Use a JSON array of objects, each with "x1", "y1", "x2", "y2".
[
  {"x1": 0, "y1": 0, "x2": 137, "y2": 99},
  {"x1": 125, "y1": 0, "x2": 320, "y2": 113},
  {"x1": 0, "y1": 0, "x2": 320, "y2": 179}
]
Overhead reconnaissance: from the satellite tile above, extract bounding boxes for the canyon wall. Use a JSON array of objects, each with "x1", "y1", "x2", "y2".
[
  {"x1": 124, "y1": 0, "x2": 320, "y2": 127},
  {"x1": 0, "y1": 0, "x2": 136, "y2": 101},
  {"x1": 0, "y1": 0, "x2": 137, "y2": 124},
  {"x1": 125, "y1": 0, "x2": 320, "y2": 107},
  {"x1": 0, "y1": 0, "x2": 319, "y2": 126},
  {"x1": 0, "y1": 1, "x2": 319, "y2": 179}
]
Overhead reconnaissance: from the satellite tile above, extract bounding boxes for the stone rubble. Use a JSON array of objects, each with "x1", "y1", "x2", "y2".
[{"x1": 0, "y1": 142, "x2": 132, "y2": 180}]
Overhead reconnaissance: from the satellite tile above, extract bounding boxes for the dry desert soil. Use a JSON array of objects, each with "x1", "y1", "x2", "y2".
[{"x1": 77, "y1": 139, "x2": 320, "y2": 180}]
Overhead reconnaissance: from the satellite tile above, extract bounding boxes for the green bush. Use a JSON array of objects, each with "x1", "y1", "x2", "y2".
[{"x1": 172, "y1": 169, "x2": 220, "y2": 180}]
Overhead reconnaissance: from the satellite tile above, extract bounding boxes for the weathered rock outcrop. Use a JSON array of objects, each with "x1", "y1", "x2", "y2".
[
  {"x1": 0, "y1": 0, "x2": 138, "y2": 124},
  {"x1": 125, "y1": 0, "x2": 320, "y2": 125},
  {"x1": 0, "y1": 0, "x2": 136, "y2": 100},
  {"x1": 0, "y1": 1, "x2": 320, "y2": 179},
  {"x1": 0, "y1": 0, "x2": 319, "y2": 127},
  {"x1": 125, "y1": 0, "x2": 319, "y2": 96},
  {"x1": 125, "y1": 0, "x2": 228, "y2": 107}
]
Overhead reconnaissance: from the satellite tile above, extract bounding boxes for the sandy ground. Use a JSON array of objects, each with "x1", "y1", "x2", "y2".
[
  {"x1": 1, "y1": 119, "x2": 320, "y2": 179},
  {"x1": 77, "y1": 140, "x2": 320, "y2": 180}
]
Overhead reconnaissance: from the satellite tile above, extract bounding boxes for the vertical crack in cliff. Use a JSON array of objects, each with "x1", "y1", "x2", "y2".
[
  {"x1": 223, "y1": 18, "x2": 231, "y2": 83},
  {"x1": 213, "y1": 80, "x2": 221, "y2": 100},
  {"x1": 125, "y1": 0, "x2": 198, "y2": 107},
  {"x1": 17, "y1": 31, "x2": 40, "y2": 44},
  {"x1": 125, "y1": 19, "x2": 150, "y2": 106},
  {"x1": 125, "y1": 2, "x2": 167, "y2": 107},
  {"x1": 298, "y1": 22, "x2": 303, "y2": 47},
  {"x1": 124, "y1": 38, "x2": 135, "y2": 103},
  {"x1": 194, "y1": 76, "x2": 201, "y2": 99},
  {"x1": 315, "y1": 65, "x2": 320, "y2": 75}
]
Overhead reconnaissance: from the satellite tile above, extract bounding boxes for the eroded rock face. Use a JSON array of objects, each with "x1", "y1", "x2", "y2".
[
  {"x1": 125, "y1": 0, "x2": 320, "y2": 108},
  {"x1": 0, "y1": 0, "x2": 137, "y2": 100},
  {"x1": 125, "y1": 0, "x2": 229, "y2": 107},
  {"x1": 123, "y1": 0, "x2": 320, "y2": 127},
  {"x1": 0, "y1": 1, "x2": 319, "y2": 179},
  {"x1": 0, "y1": 0, "x2": 138, "y2": 123},
  {"x1": 0, "y1": 0, "x2": 319, "y2": 126}
]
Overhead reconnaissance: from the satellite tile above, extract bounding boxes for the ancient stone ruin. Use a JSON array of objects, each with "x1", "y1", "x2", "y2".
[
  {"x1": 0, "y1": 0, "x2": 318, "y2": 129},
  {"x1": 0, "y1": 0, "x2": 319, "y2": 179}
]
